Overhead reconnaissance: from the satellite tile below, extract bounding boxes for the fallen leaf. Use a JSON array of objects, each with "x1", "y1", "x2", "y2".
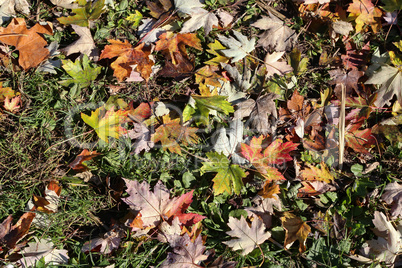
[
  {"x1": 3, "y1": 95, "x2": 20, "y2": 112},
  {"x1": 0, "y1": 212, "x2": 35, "y2": 249},
  {"x1": 0, "y1": 82, "x2": 15, "y2": 101},
  {"x1": 217, "y1": 30, "x2": 256, "y2": 63},
  {"x1": 50, "y1": 0, "x2": 79, "y2": 9},
  {"x1": 381, "y1": 0, "x2": 402, "y2": 12},
  {"x1": 0, "y1": 18, "x2": 52, "y2": 70},
  {"x1": 60, "y1": 55, "x2": 102, "y2": 88},
  {"x1": 0, "y1": 0, "x2": 30, "y2": 24},
  {"x1": 160, "y1": 234, "x2": 208, "y2": 267},
  {"x1": 174, "y1": 0, "x2": 204, "y2": 15},
  {"x1": 69, "y1": 149, "x2": 101, "y2": 172},
  {"x1": 251, "y1": 12, "x2": 296, "y2": 51},
  {"x1": 345, "y1": 122, "x2": 376, "y2": 154},
  {"x1": 329, "y1": 68, "x2": 364, "y2": 99},
  {"x1": 122, "y1": 179, "x2": 205, "y2": 229},
  {"x1": 33, "y1": 180, "x2": 62, "y2": 213},
  {"x1": 332, "y1": 20, "x2": 354, "y2": 36},
  {"x1": 382, "y1": 182, "x2": 402, "y2": 218},
  {"x1": 82, "y1": 229, "x2": 124, "y2": 254},
  {"x1": 301, "y1": 162, "x2": 334, "y2": 183},
  {"x1": 152, "y1": 114, "x2": 199, "y2": 155},
  {"x1": 61, "y1": 24, "x2": 99, "y2": 60},
  {"x1": 298, "y1": 181, "x2": 336, "y2": 197},
  {"x1": 341, "y1": 41, "x2": 370, "y2": 70},
  {"x1": 180, "y1": 8, "x2": 218, "y2": 35},
  {"x1": 205, "y1": 40, "x2": 230, "y2": 65},
  {"x1": 100, "y1": 40, "x2": 154, "y2": 82},
  {"x1": 81, "y1": 106, "x2": 129, "y2": 143},
  {"x1": 234, "y1": 93, "x2": 279, "y2": 135},
  {"x1": 57, "y1": 0, "x2": 105, "y2": 27},
  {"x1": 200, "y1": 152, "x2": 247, "y2": 195},
  {"x1": 347, "y1": 0, "x2": 382, "y2": 33},
  {"x1": 17, "y1": 237, "x2": 69, "y2": 268},
  {"x1": 224, "y1": 216, "x2": 271, "y2": 255},
  {"x1": 281, "y1": 212, "x2": 311, "y2": 252},
  {"x1": 264, "y1": 51, "x2": 293, "y2": 79}
]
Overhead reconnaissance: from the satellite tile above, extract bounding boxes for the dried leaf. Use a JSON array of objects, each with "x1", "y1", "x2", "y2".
[
  {"x1": 0, "y1": 212, "x2": 35, "y2": 249},
  {"x1": 224, "y1": 216, "x2": 271, "y2": 255},
  {"x1": 264, "y1": 51, "x2": 293, "y2": 79},
  {"x1": 281, "y1": 212, "x2": 311, "y2": 252},
  {"x1": 301, "y1": 162, "x2": 334, "y2": 183},
  {"x1": 61, "y1": 24, "x2": 99, "y2": 60},
  {"x1": 69, "y1": 149, "x2": 101, "y2": 172},
  {"x1": 217, "y1": 30, "x2": 256, "y2": 63},
  {"x1": 382, "y1": 182, "x2": 402, "y2": 218},
  {"x1": 347, "y1": 0, "x2": 382, "y2": 33},
  {"x1": 0, "y1": 18, "x2": 52, "y2": 70}
]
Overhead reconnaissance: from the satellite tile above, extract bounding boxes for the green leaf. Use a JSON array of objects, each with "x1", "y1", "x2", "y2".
[
  {"x1": 190, "y1": 95, "x2": 234, "y2": 125},
  {"x1": 200, "y1": 152, "x2": 247, "y2": 195},
  {"x1": 381, "y1": 0, "x2": 402, "y2": 12},
  {"x1": 57, "y1": 0, "x2": 105, "y2": 27},
  {"x1": 351, "y1": 164, "x2": 363, "y2": 177},
  {"x1": 60, "y1": 55, "x2": 101, "y2": 89}
]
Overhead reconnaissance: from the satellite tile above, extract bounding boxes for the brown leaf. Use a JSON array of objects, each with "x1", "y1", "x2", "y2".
[
  {"x1": 341, "y1": 41, "x2": 370, "y2": 70},
  {"x1": 329, "y1": 68, "x2": 364, "y2": 99},
  {"x1": 0, "y1": 18, "x2": 53, "y2": 70},
  {"x1": 281, "y1": 212, "x2": 311, "y2": 252},
  {"x1": 0, "y1": 212, "x2": 35, "y2": 249}
]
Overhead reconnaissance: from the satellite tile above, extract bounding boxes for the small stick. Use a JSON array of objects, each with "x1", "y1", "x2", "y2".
[{"x1": 338, "y1": 83, "x2": 346, "y2": 170}]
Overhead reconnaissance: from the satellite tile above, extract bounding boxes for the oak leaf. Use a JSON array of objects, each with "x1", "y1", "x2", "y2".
[
  {"x1": 281, "y1": 212, "x2": 311, "y2": 252},
  {"x1": 122, "y1": 179, "x2": 205, "y2": 229},
  {"x1": 81, "y1": 106, "x2": 129, "y2": 143},
  {"x1": 200, "y1": 152, "x2": 247, "y2": 195},
  {"x1": 224, "y1": 216, "x2": 271, "y2": 255},
  {"x1": 100, "y1": 40, "x2": 154, "y2": 82},
  {"x1": 0, "y1": 18, "x2": 52, "y2": 70},
  {"x1": 151, "y1": 114, "x2": 199, "y2": 155}
]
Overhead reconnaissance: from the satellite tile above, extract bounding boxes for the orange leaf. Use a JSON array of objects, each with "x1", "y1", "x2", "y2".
[
  {"x1": 0, "y1": 212, "x2": 35, "y2": 249},
  {"x1": 69, "y1": 149, "x2": 101, "y2": 172},
  {"x1": 3, "y1": 95, "x2": 20, "y2": 113},
  {"x1": 258, "y1": 182, "x2": 281, "y2": 199},
  {"x1": 345, "y1": 122, "x2": 376, "y2": 154},
  {"x1": 0, "y1": 18, "x2": 53, "y2": 70},
  {"x1": 347, "y1": 0, "x2": 382, "y2": 33},
  {"x1": 301, "y1": 162, "x2": 334, "y2": 183},
  {"x1": 100, "y1": 40, "x2": 154, "y2": 82}
]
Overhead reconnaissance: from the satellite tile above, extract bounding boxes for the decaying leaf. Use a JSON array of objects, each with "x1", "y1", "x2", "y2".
[
  {"x1": 0, "y1": 0, "x2": 30, "y2": 24},
  {"x1": 82, "y1": 229, "x2": 124, "y2": 254},
  {"x1": 17, "y1": 237, "x2": 69, "y2": 268},
  {"x1": 0, "y1": 212, "x2": 35, "y2": 249},
  {"x1": 382, "y1": 182, "x2": 402, "y2": 218},
  {"x1": 4, "y1": 95, "x2": 20, "y2": 113},
  {"x1": 200, "y1": 152, "x2": 247, "y2": 195},
  {"x1": 251, "y1": 12, "x2": 296, "y2": 51},
  {"x1": 0, "y1": 18, "x2": 52, "y2": 70},
  {"x1": 264, "y1": 51, "x2": 293, "y2": 78},
  {"x1": 69, "y1": 149, "x2": 101, "y2": 172},
  {"x1": 180, "y1": 9, "x2": 218, "y2": 35},
  {"x1": 281, "y1": 212, "x2": 311, "y2": 252},
  {"x1": 347, "y1": 0, "x2": 382, "y2": 33},
  {"x1": 301, "y1": 162, "x2": 334, "y2": 183},
  {"x1": 224, "y1": 216, "x2": 271, "y2": 255}
]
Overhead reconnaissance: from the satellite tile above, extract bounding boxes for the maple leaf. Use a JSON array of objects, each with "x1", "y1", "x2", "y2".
[
  {"x1": 281, "y1": 212, "x2": 311, "y2": 252},
  {"x1": 347, "y1": 0, "x2": 382, "y2": 33},
  {"x1": 264, "y1": 51, "x2": 293, "y2": 78},
  {"x1": 160, "y1": 234, "x2": 208, "y2": 267},
  {"x1": 60, "y1": 55, "x2": 102, "y2": 88},
  {"x1": 69, "y1": 149, "x2": 101, "y2": 172},
  {"x1": 180, "y1": 8, "x2": 218, "y2": 35},
  {"x1": 81, "y1": 106, "x2": 129, "y2": 143},
  {"x1": 345, "y1": 122, "x2": 376, "y2": 153},
  {"x1": 240, "y1": 135, "x2": 298, "y2": 182},
  {"x1": 0, "y1": 212, "x2": 35, "y2": 249},
  {"x1": 183, "y1": 95, "x2": 234, "y2": 125},
  {"x1": 125, "y1": 123, "x2": 155, "y2": 154},
  {"x1": 61, "y1": 24, "x2": 99, "y2": 60},
  {"x1": 350, "y1": 211, "x2": 402, "y2": 264},
  {"x1": 366, "y1": 64, "x2": 402, "y2": 108},
  {"x1": 152, "y1": 114, "x2": 199, "y2": 155},
  {"x1": 217, "y1": 30, "x2": 256, "y2": 63},
  {"x1": 0, "y1": 18, "x2": 52, "y2": 70},
  {"x1": 100, "y1": 40, "x2": 154, "y2": 82},
  {"x1": 254, "y1": 182, "x2": 282, "y2": 213},
  {"x1": 0, "y1": 0, "x2": 30, "y2": 24},
  {"x1": 205, "y1": 40, "x2": 230, "y2": 65},
  {"x1": 122, "y1": 179, "x2": 205, "y2": 229},
  {"x1": 341, "y1": 41, "x2": 370, "y2": 70},
  {"x1": 200, "y1": 152, "x2": 247, "y2": 195},
  {"x1": 17, "y1": 237, "x2": 69, "y2": 268},
  {"x1": 234, "y1": 93, "x2": 279, "y2": 135},
  {"x1": 57, "y1": 0, "x2": 105, "y2": 27},
  {"x1": 301, "y1": 162, "x2": 334, "y2": 183},
  {"x1": 382, "y1": 182, "x2": 402, "y2": 218},
  {"x1": 155, "y1": 32, "x2": 202, "y2": 65},
  {"x1": 251, "y1": 13, "x2": 296, "y2": 51},
  {"x1": 4, "y1": 95, "x2": 20, "y2": 113},
  {"x1": 195, "y1": 65, "x2": 222, "y2": 88},
  {"x1": 50, "y1": 0, "x2": 79, "y2": 9},
  {"x1": 298, "y1": 181, "x2": 336, "y2": 197},
  {"x1": 0, "y1": 82, "x2": 15, "y2": 101},
  {"x1": 329, "y1": 68, "x2": 364, "y2": 99},
  {"x1": 224, "y1": 216, "x2": 271, "y2": 255},
  {"x1": 32, "y1": 180, "x2": 62, "y2": 214}
]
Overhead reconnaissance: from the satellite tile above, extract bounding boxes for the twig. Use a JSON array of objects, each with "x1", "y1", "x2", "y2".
[{"x1": 338, "y1": 83, "x2": 346, "y2": 171}]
